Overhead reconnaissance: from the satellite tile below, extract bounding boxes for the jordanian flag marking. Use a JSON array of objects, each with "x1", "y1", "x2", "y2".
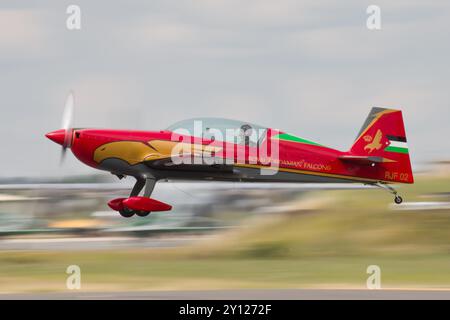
[{"x1": 385, "y1": 135, "x2": 408, "y2": 154}]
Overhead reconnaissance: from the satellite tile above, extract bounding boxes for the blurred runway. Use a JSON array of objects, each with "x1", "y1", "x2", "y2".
[
  {"x1": 0, "y1": 236, "x2": 204, "y2": 250},
  {"x1": 1, "y1": 289, "x2": 450, "y2": 300}
]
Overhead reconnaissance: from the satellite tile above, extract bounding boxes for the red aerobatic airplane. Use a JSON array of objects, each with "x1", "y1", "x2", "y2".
[{"x1": 46, "y1": 94, "x2": 413, "y2": 217}]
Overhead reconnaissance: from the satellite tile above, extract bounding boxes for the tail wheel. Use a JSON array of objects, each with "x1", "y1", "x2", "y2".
[
  {"x1": 119, "y1": 208, "x2": 135, "y2": 218},
  {"x1": 136, "y1": 211, "x2": 151, "y2": 217},
  {"x1": 394, "y1": 196, "x2": 403, "y2": 204}
]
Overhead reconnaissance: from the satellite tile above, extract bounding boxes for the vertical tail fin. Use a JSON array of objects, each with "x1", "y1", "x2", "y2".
[{"x1": 349, "y1": 107, "x2": 413, "y2": 183}]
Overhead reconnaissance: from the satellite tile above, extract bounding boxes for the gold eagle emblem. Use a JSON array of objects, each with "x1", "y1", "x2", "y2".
[{"x1": 364, "y1": 129, "x2": 383, "y2": 153}]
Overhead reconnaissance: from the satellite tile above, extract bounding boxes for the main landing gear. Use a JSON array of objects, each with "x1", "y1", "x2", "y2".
[
  {"x1": 119, "y1": 207, "x2": 150, "y2": 218},
  {"x1": 119, "y1": 178, "x2": 156, "y2": 218},
  {"x1": 373, "y1": 183, "x2": 403, "y2": 204},
  {"x1": 118, "y1": 207, "x2": 136, "y2": 218},
  {"x1": 109, "y1": 177, "x2": 172, "y2": 218},
  {"x1": 118, "y1": 177, "x2": 155, "y2": 218}
]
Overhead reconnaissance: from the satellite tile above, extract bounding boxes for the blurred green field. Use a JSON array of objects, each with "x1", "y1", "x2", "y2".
[{"x1": 0, "y1": 175, "x2": 449, "y2": 293}]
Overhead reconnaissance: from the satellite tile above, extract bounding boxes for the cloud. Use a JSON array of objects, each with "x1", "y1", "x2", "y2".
[
  {"x1": 48, "y1": 74, "x2": 146, "y2": 129},
  {"x1": 131, "y1": 20, "x2": 199, "y2": 46},
  {"x1": 0, "y1": 9, "x2": 47, "y2": 54},
  {"x1": 0, "y1": 1, "x2": 449, "y2": 177}
]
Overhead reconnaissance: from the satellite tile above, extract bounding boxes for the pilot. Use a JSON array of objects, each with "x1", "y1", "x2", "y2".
[
  {"x1": 204, "y1": 127, "x2": 215, "y2": 142},
  {"x1": 239, "y1": 124, "x2": 253, "y2": 146}
]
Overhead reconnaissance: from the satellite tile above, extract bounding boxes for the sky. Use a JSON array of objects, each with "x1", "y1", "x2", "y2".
[{"x1": 0, "y1": 1, "x2": 449, "y2": 178}]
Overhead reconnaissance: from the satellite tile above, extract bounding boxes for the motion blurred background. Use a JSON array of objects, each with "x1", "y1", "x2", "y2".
[{"x1": 0, "y1": 1, "x2": 449, "y2": 294}]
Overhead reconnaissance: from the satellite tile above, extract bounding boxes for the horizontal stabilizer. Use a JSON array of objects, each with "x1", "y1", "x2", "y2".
[{"x1": 338, "y1": 155, "x2": 395, "y2": 165}]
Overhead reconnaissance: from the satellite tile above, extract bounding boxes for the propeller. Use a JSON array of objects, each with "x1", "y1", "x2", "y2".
[
  {"x1": 60, "y1": 91, "x2": 74, "y2": 163},
  {"x1": 45, "y1": 91, "x2": 77, "y2": 164}
]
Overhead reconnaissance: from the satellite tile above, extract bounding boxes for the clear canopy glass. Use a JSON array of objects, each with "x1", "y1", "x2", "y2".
[{"x1": 166, "y1": 117, "x2": 267, "y2": 146}]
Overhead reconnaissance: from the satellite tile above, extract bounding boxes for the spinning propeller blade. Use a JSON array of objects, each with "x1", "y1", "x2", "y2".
[
  {"x1": 45, "y1": 91, "x2": 75, "y2": 164},
  {"x1": 60, "y1": 91, "x2": 74, "y2": 163}
]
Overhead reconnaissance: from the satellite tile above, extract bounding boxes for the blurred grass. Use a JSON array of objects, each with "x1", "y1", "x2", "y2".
[
  {"x1": 0, "y1": 175, "x2": 449, "y2": 292},
  {"x1": 188, "y1": 175, "x2": 450, "y2": 259}
]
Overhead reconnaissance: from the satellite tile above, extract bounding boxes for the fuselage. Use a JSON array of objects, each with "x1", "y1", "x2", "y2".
[
  {"x1": 45, "y1": 109, "x2": 414, "y2": 213},
  {"x1": 46, "y1": 127, "x2": 404, "y2": 184}
]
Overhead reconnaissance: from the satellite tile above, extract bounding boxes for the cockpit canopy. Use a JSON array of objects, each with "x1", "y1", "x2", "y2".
[{"x1": 166, "y1": 117, "x2": 268, "y2": 146}]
